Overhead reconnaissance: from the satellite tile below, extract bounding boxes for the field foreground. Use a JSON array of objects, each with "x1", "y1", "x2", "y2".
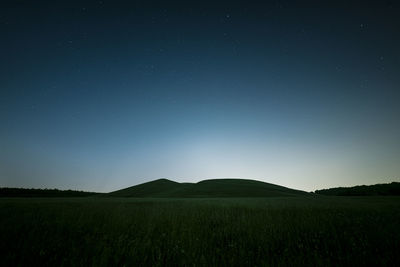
[{"x1": 1, "y1": 197, "x2": 399, "y2": 266}]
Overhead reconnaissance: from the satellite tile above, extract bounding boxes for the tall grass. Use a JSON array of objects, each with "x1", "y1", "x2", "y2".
[{"x1": 1, "y1": 197, "x2": 399, "y2": 266}]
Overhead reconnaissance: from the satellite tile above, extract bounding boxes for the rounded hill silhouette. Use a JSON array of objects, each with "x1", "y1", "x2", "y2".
[{"x1": 107, "y1": 178, "x2": 309, "y2": 197}]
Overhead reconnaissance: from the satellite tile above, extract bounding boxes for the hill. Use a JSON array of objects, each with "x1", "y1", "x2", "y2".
[
  {"x1": 0, "y1": 187, "x2": 100, "y2": 197},
  {"x1": 315, "y1": 182, "x2": 400, "y2": 196},
  {"x1": 107, "y1": 178, "x2": 191, "y2": 197},
  {"x1": 107, "y1": 178, "x2": 310, "y2": 197}
]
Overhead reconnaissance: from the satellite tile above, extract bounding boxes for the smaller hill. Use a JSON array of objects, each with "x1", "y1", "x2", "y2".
[
  {"x1": 107, "y1": 178, "x2": 310, "y2": 198},
  {"x1": 315, "y1": 182, "x2": 400, "y2": 196},
  {"x1": 170, "y1": 179, "x2": 309, "y2": 197},
  {"x1": 107, "y1": 178, "x2": 191, "y2": 197}
]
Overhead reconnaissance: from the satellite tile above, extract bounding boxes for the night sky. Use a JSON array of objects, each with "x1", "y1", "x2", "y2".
[{"x1": 1, "y1": 0, "x2": 399, "y2": 192}]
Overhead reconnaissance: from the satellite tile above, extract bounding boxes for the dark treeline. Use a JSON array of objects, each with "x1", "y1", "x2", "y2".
[
  {"x1": 0, "y1": 188, "x2": 100, "y2": 197},
  {"x1": 315, "y1": 182, "x2": 400, "y2": 196}
]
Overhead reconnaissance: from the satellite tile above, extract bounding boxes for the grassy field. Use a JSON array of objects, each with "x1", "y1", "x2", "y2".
[{"x1": 1, "y1": 196, "x2": 399, "y2": 266}]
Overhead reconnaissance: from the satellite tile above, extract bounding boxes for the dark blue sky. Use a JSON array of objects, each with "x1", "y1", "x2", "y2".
[{"x1": 1, "y1": 0, "x2": 399, "y2": 192}]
